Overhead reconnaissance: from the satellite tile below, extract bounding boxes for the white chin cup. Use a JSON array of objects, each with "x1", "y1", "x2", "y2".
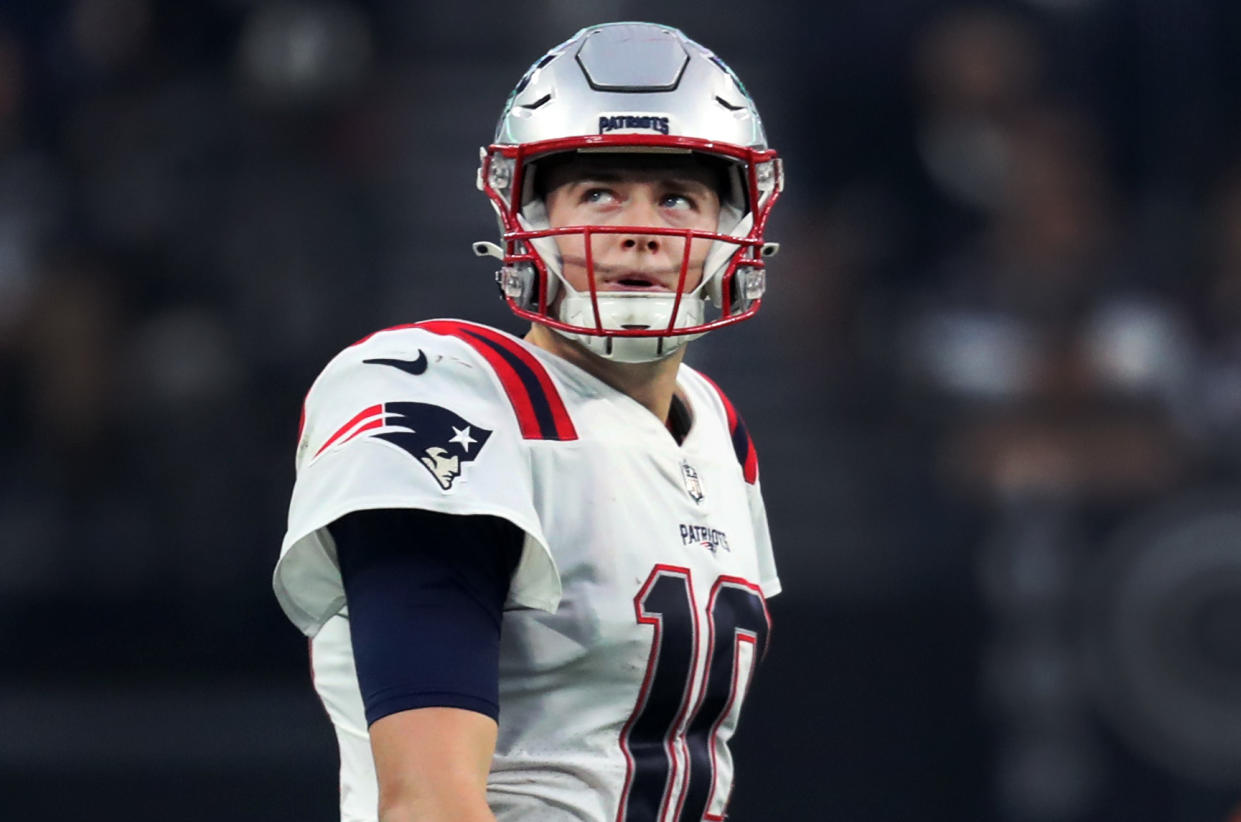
[
  {"x1": 556, "y1": 291, "x2": 706, "y2": 362},
  {"x1": 517, "y1": 205, "x2": 562, "y2": 306},
  {"x1": 704, "y1": 206, "x2": 750, "y2": 309}
]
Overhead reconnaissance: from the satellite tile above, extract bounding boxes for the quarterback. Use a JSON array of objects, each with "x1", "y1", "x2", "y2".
[{"x1": 274, "y1": 22, "x2": 784, "y2": 822}]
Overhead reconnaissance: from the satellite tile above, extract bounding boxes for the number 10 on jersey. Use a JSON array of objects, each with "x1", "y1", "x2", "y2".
[{"x1": 618, "y1": 565, "x2": 772, "y2": 822}]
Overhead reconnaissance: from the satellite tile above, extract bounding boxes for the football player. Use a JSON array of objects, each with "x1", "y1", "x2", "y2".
[{"x1": 274, "y1": 21, "x2": 783, "y2": 822}]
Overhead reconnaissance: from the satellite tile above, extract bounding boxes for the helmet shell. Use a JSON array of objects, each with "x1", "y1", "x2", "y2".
[{"x1": 496, "y1": 22, "x2": 769, "y2": 155}]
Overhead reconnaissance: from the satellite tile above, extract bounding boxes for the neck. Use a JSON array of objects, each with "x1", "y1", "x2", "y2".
[{"x1": 525, "y1": 324, "x2": 684, "y2": 421}]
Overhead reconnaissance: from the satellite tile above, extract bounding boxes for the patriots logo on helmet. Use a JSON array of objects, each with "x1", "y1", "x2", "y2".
[
  {"x1": 313, "y1": 402, "x2": 492, "y2": 490},
  {"x1": 597, "y1": 113, "x2": 671, "y2": 135}
]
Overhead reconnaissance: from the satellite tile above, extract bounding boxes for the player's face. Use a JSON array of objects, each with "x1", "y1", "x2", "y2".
[{"x1": 542, "y1": 157, "x2": 722, "y2": 295}]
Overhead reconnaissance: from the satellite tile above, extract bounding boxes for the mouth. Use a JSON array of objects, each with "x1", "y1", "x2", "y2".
[
  {"x1": 609, "y1": 279, "x2": 668, "y2": 292},
  {"x1": 600, "y1": 270, "x2": 674, "y2": 292},
  {"x1": 560, "y1": 257, "x2": 689, "y2": 293}
]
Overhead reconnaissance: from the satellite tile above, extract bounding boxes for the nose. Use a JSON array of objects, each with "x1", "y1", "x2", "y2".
[
  {"x1": 620, "y1": 234, "x2": 661, "y2": 253},
  {"x1": 615, "y1": 196, "x2": 663, "y2": 253}
]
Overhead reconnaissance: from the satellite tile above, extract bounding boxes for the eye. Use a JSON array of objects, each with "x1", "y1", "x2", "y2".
[
  {"x1": 660, "y1": 192, "x2": 697, "y2": 211},
  {"x1": 581, "y1": 187, "x2": 618, "y2": 205}
]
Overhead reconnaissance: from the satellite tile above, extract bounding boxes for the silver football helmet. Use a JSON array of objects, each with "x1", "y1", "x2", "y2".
[{"x1": 474, "y1": 22, "x2": 783, "y2": 362}]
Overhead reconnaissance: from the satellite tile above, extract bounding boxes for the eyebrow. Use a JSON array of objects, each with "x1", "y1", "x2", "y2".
[{"x1": 569, "y1": 173, "x2": 715, "y2": 191}]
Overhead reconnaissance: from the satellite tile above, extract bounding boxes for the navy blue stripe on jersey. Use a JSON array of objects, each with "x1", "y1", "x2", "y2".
[
  {"x1": 331, "y1": 508, "x2": 523, "y2": 725},
  {"x1": 416, "y1": 320, "x2": 577, "y2": 440},
  {"x1": 460, "y1": 329, "x2": 563, "y2": 439},
  {"x1": 730, "y1": 416, "x2": 753, "y2": 476},
  {"x1": 700, "y1": 374, "x2": 759, "y2": 484}
]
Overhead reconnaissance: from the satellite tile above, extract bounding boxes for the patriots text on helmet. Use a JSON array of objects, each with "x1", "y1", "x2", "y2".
[{"x1": 598, "y1": 115, "x2": 670, "y2": 135}]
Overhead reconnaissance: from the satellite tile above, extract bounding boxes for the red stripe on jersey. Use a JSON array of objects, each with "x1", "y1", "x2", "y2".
[
  {"x1": 699, "y1": 375, "x2": 759, "y2": 484},
  {"x1": 314, "y1": 403, "x2": 384, "y2": 458},
  {"x1": 347, "y1": 323, "x2": 423, "y2": 348},
  {"x1": 465, "y1": 324, "x2": 577, "y2": 440},
  {"x1": 417, "y1": 320, "x2": 577, "y2": 441}
]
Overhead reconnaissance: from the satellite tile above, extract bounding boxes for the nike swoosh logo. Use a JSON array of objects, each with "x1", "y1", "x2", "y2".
[{"x1": 364, "y1": 351, "x2": 428, "y2": 376}]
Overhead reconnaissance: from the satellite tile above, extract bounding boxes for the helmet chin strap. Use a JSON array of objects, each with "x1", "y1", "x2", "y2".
[{"x1": 517, "y1": 201, "x2": 562, "y2": 304}]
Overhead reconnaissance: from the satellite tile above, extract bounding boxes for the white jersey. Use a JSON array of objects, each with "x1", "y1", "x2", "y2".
[{"x1": 274, "y1": 320, "x2": 781, "y2": 822}]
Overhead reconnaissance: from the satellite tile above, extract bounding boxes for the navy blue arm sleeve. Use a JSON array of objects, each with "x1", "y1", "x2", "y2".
[{"x1": 330, "y1": 508, "x2": 524, "y2": 726}]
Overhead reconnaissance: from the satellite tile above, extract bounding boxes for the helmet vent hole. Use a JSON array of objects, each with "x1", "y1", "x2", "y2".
[
  {"x1": 715, "y1": 96, "x2": 743, "y2": 112},
  {"x1": 520, "y1": 93, "x2": 552, "y2": 110}
]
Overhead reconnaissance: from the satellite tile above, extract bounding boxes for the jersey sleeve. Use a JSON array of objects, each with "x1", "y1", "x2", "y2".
[
  {"x1": 273, "y1": 326, "x2": 562, "y2": 636},
  {"x1": 746, "y1": 478, "x2": 781, "y2": 598}
]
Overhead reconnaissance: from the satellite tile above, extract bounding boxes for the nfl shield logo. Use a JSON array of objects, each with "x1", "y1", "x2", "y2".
[{"x1": 681, "y1": 461, "x2": 705, "y2": 504}]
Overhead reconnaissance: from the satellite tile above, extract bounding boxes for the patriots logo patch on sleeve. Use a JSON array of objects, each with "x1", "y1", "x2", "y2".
[{"x1": 312, "y1": 402, "x2": 493, "y2": 490}]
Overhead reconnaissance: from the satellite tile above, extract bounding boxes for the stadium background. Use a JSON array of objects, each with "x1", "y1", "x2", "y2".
[{"x1": 3, "y1": 1, "x2": 1241, "y2": 819}]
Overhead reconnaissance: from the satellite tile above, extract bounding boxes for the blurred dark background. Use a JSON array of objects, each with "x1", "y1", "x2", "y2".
[{"x1": 2, "y1": 1, "x2": 1241, "y2": 819}]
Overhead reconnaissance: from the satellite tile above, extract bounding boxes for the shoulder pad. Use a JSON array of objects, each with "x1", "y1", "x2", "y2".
[
  {"x1": 411, "y1": 320, "x2": 577, "y2": 442},
  {"x1": 307, "y1": 321, "x2": 576, "y2": 458}
]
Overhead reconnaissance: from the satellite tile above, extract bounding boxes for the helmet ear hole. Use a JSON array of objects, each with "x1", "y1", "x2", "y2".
[{"x1": 496, "y1": 262, "x2": 536, "y2": 308}]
